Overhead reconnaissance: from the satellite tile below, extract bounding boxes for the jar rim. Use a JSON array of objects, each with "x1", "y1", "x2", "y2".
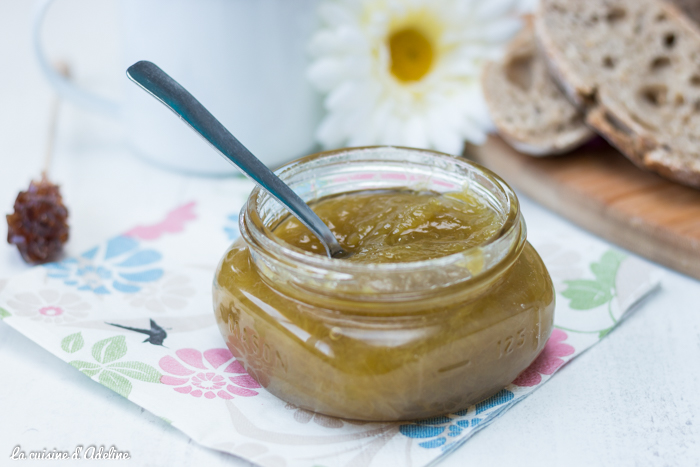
[{"x1": 241, "y1": 146, "x2": 525, "y2": 280}]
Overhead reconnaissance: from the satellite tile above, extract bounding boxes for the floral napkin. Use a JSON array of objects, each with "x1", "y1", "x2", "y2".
[{"x1": 0, "y1": 179, "x2": 661, "y2": 467}]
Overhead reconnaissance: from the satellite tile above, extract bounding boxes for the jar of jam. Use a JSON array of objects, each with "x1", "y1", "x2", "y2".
[{"x1": 213, "y1": 147, "x2": 554, "y2": 421}]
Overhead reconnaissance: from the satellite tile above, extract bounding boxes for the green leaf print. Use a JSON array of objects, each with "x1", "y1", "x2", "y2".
[
  {"x1": 562, "y1": 279, "x2": 613, "y2": 310},
  {"x1": 559, "y1": 249, "x2": 630, "y2": 337},
  {"x1": 66, "y1": 335, "x2": 160, "y2": 399},
  {"x1": 98, "y1": 370, "x2": 132, "y2": 398},
  {"x1": 70, "y1": 360, "x2": 101, "y2": 378},
  {"x1": 0, "y1": 307, "x2": 10, "y2": 320},
  {"x1": 61, "y1": 332, "x2": 85, "y2": 354},
  {"x1": 106, "y1": 361, "x2": 161, "y2": 383},
  {"x1": 590, "y1": 250, "x2": 625, "y2": 286},
  {"x1": 561, "y1": 249, "x2": 628, "y2": 312},
  {"x1": 92, "y1": 336, "x2": 127, "y2": 364}
]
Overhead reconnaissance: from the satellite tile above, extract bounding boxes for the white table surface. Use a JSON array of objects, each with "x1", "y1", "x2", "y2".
[{"x1": 1, "y1": 1, "x2": 699, "y2": 466}]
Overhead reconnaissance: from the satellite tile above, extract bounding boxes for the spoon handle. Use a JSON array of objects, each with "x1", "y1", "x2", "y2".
[{"x1": 126, "y1": 60, "x2": 343, "y2": 258}]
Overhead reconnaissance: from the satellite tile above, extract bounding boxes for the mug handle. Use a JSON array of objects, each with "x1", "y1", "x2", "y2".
[{"x1": 33, "y1": 0, "x2": 120, "y2": 116}]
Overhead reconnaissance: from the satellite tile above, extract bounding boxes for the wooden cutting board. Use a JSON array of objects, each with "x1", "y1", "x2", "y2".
[{"x1": 466, "y1": 136, "x2": 700, "y2": 280}]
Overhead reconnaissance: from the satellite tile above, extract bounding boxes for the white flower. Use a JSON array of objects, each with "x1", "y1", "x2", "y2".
[
  {"x1": 7, "y1": 289, "x2": 91, "y2": 324},
  {"x1": 128, "y1": 273, "x2": 196, "y2": 313},
  {"x1": 309, "y1": 0, "x2": 521, "y2": 155}
]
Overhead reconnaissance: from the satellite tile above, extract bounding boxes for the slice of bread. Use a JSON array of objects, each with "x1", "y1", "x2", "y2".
[
  {"x1": 483, "y1": 22, "x2": 594, "y2": 156},
  {"x1": 536, "y1": 0, "x2": 700, "y2": 188},
  {"x1": 668, "y1": 0, "x2": 700, "y2": 25}
]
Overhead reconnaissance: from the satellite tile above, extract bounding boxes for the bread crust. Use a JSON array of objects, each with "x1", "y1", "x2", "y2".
[
  {"x1": 482, "y1": 22, "x2": 593, "y2": 156},
  {"x1": 535, "y1": 0, "x2": 700, "y2": 188}
]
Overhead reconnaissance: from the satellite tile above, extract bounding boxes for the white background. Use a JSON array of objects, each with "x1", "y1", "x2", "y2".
[{"x1": 0, "y1": 1, "x2": 698, "y2": 466}]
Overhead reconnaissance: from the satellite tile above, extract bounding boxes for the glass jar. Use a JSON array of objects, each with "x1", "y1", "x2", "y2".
[{"x1": 213, "y1": 147, "x2": 555, "y2": 421}]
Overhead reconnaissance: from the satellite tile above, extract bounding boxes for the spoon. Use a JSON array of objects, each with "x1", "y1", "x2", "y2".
[{"x1": 126, "y1": 60, "x2": 348, "y2": 259}]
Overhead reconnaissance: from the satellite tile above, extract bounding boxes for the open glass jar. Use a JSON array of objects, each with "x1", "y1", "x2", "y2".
[{"x1": 213, "y1": 147, "x2": 555, "y2": 421}]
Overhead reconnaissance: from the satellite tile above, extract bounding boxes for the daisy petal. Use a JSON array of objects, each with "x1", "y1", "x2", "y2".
[
  {"x1": 460, "y1": 119, "x2": 488, "y2": 146},
  {"x1": 468, "y1": 17, "x2": 521, "y2": 43},
  {"x1": 403, "y1": 116, "x2": 429, "y2": 149},
  {"x1": 473, "y1": 0, "x2": 521, "y2": 21},
  {"x1": 309, "y1": 59, "x2": 352, "y2": 92},
  {"x1": 438, "y1": 59, "x2": 477, "y2": 78},
  {"x1": 325, "y1": 81, "x2": 359, "y2": 111},
  {"x1": 317, "y1": 112, "x2": 351, "y2": 148},
  {"x1": 309, "y1": 27, "x2": 367, "y2": 56}
]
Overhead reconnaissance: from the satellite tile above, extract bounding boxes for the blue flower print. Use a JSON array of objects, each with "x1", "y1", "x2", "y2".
[
  {"x1": 224, "y1": 213, "x2": 240, "y2": 241},
  {"x1": 44, "y1": 236, "x2": 163, "y2": 294},
  {"x1": 399, "y1": 389, "x2": 515, "y2": 450}
]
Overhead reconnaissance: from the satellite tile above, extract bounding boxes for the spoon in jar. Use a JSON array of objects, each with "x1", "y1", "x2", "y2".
[{"x1": 126, "y1": 60, "x2": 348, "y2": 259}]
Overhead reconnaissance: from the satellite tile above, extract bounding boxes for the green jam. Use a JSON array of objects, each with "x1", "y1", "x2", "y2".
[
  {"x1": 274, "y1": 190, "x2": 503, "y2": 263},
  {"x1": 213, "y1": 189, "x2": 555, "y2": 421}
]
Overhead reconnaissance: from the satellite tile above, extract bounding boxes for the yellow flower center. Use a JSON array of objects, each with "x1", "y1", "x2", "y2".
[{"x1": 389, "y1": 28, "x2": 434, "y2": 83}]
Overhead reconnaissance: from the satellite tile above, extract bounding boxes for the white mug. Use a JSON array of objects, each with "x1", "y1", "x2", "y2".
[{"x1": 33, "y1": 0, "x2": 323, "y2": 175}]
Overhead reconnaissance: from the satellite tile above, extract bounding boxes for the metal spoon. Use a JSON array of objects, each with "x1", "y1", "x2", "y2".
[{"x1": 126, "y1": 60, "x2": 347, "y2": 259}]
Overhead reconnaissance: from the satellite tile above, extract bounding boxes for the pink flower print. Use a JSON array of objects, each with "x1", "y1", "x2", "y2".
[
  {"x1": 159, "y1": 348, "x2": 261, "y2": 400},
  {"x1": 125, "y1": 202, "x2": 197, "y2": 241},
  {"x1": 190, "y1": 372, "x2": 226, "y2": 397},
  {"x1": 39, "y1": 305, "x2": 62, "y2": 317},
  {"x1": 512, "y1": 329, "x2": 575, "y2": 387},
  {"x1": 225, "y1": 333, "x2": 273, "y2": 388},
  {"x1": 7, "y1": 289, "x2": 90, "y2": 324}
]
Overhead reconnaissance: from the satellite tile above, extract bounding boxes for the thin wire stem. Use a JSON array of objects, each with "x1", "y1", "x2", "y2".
[{"x1": 43, "y1": 61, "x2": 70, "y2": 177}]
